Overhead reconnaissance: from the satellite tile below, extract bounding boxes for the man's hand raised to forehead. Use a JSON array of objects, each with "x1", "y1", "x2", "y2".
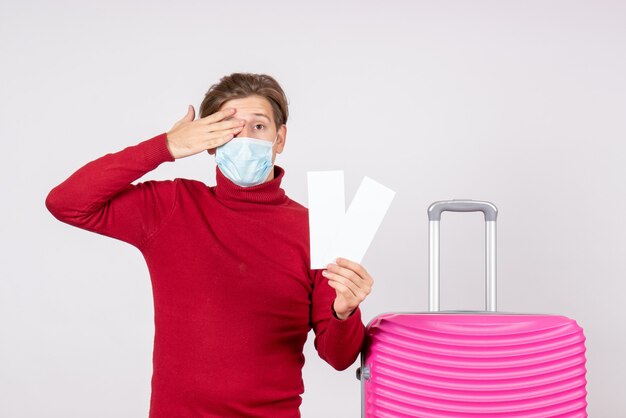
[{"x1": 165, "y1": 105, "x2": 245, "y2": 160}]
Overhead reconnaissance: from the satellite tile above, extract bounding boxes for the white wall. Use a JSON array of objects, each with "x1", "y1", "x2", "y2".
[{"x1": 1, "y1": 0, "x2": 625, "y2": 416}]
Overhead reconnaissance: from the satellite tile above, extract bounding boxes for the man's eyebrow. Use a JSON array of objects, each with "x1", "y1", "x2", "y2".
[
  {"x1": 253, "y1": 113, "x2": 271, "y2": 122},
  {"x1": 225, "y1": 112, "x2": 271, "y2": 122}
]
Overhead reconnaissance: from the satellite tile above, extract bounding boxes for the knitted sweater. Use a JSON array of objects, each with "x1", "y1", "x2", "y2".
[{"x1": 45, "y1": 132, "x2": 366, "y2": 417}]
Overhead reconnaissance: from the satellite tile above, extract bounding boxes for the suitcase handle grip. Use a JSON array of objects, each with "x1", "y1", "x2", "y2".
[
  {"x1": 427, "y1": 200, "x2": 498, "y2": 312},
  {"x1": 428, "y1": 200, "x2": 497, "y2": 221}
]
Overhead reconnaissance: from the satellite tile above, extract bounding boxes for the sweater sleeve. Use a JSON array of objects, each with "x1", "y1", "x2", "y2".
[
  {"x1": 45, "y1": 132, "x2": 177, "y2": 250},
  {"x1": 310, "y1": 268, "x2": 366, "y2": 371}
]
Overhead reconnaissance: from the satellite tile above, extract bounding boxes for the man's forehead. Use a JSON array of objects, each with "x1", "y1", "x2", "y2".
[
  {"x1": 225, "y1": 107, "x2": 272, "y2": 121},
  {"x1": 222, "y1": 96, "x2": 273, "y2": 119}
]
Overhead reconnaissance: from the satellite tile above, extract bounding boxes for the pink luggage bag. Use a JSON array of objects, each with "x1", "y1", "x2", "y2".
[{"x1": 357, "y1": 200, "x2": 587, "y2": 417}]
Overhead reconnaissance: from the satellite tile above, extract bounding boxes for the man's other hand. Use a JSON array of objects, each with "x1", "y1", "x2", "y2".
[{"x1": 322, "y1": 258, "x2": 374, "y2": 320}]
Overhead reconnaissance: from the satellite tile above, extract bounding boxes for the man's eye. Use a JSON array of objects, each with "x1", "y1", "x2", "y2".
[{"x1": 254, "y1": 124, "x2": 265, "y2": 130}]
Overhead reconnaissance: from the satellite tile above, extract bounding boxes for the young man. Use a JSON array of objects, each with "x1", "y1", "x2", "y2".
[{"x1": 45, "y1": 72, "x2": 374, "y2": 417}]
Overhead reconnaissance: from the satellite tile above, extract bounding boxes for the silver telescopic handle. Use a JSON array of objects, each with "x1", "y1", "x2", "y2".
[{"x1": 427, "y1": 200, "x2": 498, "y2": 312}]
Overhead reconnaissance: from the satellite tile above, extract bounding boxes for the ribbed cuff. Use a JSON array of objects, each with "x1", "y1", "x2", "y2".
[
  {"x1": 140, "y1": 132, "x2": 176, "y2": 165},
  {"x1": 331, "y1": 302, "x2": 362, "y2": 324}
]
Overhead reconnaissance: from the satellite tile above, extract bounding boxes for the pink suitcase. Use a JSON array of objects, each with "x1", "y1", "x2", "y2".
[{"x1": 357, "y1": 200, "x2": 588, "y2": 417}]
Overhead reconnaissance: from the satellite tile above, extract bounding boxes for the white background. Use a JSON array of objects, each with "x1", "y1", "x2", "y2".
[{"x1": 1, "y1": 0, "x2": 625, "y2": 416}]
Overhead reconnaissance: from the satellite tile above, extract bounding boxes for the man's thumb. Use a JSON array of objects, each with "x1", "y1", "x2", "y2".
[{"x1": 182, "y1": 104, "x2": 195, "y2": 122}]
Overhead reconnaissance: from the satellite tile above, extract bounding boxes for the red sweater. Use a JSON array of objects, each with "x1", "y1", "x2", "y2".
[{"x1": 45, "y1": 132, "x2": 366, "y2": 418}]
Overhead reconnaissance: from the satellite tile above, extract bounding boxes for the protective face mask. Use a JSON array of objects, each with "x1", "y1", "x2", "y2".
[{"x1": 215, "y1": 134, "x2": 278, "y2": 187}]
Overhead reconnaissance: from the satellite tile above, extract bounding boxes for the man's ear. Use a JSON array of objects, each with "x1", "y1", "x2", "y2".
[{"x1": 276, "y1": 124, "x2": 287, "y2": 154}]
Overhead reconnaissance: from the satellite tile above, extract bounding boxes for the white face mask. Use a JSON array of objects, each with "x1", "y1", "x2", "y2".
[{"x1": 215, "y1": 134, "x2": 278, "y2": 187}]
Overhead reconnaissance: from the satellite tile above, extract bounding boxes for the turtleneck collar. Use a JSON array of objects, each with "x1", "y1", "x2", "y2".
[{"x1": 213, "y1": 164, "x2": 288, "y2": 205}]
